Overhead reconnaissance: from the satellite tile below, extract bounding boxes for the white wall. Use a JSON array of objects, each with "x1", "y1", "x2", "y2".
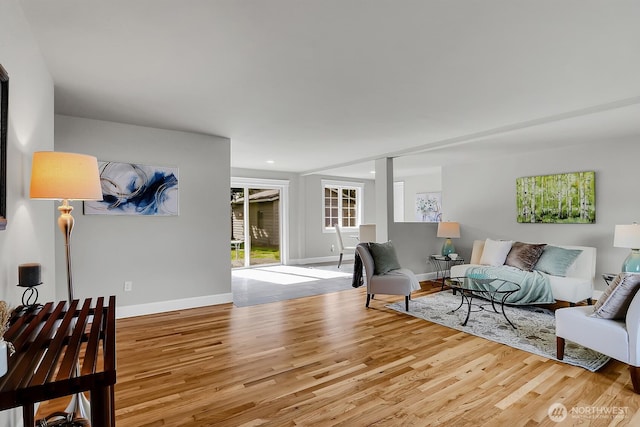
[
  {"x1": 301, "y1": 174, "x2": 375, "y2": 261},
  {"x1": 399, "y1": 168, "x2": 442, "y2": 222},
  {"x1": 0, "y1": 0, "x2": 55, "y2": 424},
  {"x1": 0, "y1": 0, "x2": 56, "y2": 304},
  {"x1": 54, "y1": 115, "x2": 231, "y2": 312},
  {"x1": 390, "y1": 138, "x2": 640, "y2": 292}
]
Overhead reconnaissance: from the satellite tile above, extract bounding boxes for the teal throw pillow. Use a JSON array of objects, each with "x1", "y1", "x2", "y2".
[
  {"x1": 368, "y1": 241, "x2": 401, "y2": 275},
  {"x1": 533, "y1": 246, "x2": 583, "y2": 277}
]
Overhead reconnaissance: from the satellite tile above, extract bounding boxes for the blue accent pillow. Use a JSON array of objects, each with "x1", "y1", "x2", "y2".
[
  {"x1": 533, "y1": 246, "x2": 583, "y2": 277},
  {"x1": 368, "y1": 241, "x2": 401, "y2": 275}
]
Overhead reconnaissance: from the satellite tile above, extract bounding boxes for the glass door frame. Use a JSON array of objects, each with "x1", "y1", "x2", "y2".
[{"x1": 231, "y1": 177, "x2": 289, "y2": 268}]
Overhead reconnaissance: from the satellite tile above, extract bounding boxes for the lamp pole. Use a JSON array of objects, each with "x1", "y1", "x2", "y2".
[{"x1": 58, "y1": 199, "x2": 75, "y2": 302}]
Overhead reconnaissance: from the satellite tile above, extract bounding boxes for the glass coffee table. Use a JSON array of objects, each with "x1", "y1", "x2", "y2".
[{"x1": 445, "y1": 276, "x2": 521, "y2": 328}]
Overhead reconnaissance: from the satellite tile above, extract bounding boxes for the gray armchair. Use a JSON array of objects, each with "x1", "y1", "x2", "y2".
[{"x1": 356, "y1": 243, "x2": 420, "y2": 311}]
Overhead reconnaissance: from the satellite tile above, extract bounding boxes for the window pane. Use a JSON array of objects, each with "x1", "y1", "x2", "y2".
[{"x1": 323, "y1": 184, "x2": 360, "y2": 229}]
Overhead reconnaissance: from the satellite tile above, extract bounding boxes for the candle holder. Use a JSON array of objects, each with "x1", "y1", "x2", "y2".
[{"x1": 17, "y1": 263, "x2": 43, "y2": 308}]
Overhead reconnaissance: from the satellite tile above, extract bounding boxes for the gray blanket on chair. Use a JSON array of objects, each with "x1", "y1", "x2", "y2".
[{"x1": 352, "y1": 251, "x2": 364, "y2": 288}]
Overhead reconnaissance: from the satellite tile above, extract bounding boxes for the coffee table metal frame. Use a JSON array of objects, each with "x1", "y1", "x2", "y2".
[{"x1": 445, "y1": 276, "x2": 521, "y2": 329}]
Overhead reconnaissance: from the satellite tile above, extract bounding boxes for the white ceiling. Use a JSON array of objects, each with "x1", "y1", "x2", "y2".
[{"x1": 19, "y1": 0, "x2": 640, "y2": 178}]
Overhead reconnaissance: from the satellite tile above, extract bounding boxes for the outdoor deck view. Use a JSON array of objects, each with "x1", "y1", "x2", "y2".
[{"x1": 231, "y1": 187, "x2": 281, "y2": 268}]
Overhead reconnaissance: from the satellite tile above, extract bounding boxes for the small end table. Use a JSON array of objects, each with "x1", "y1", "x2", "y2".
[
  {"x1": 429, "y1": 255, "x2": 465, "y2": 289},
  {"x1": 602, "y1": 273, "x2": 617, "y2": 286}
]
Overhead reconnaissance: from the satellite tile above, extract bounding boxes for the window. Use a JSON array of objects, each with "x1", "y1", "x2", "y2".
[{"x1": 322, "y1": 180, "x2": 363, "y2": 231}]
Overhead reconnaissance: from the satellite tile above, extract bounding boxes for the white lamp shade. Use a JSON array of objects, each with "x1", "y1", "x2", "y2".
[
  {"x1": 437, "y1": 221, "x2": 460, "y2": 238},
  {"x1": 30, "y1": 151, "x2": 103, "y2": 201},
  {"x1": 614, "y1": 224, "x2": 640, "y2": 249}
]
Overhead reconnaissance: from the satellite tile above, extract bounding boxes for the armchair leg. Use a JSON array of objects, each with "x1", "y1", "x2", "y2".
[
  {"x1": 556, "y1": 337, "x2": 565, "y2": 360},
  {"x1": 630, "y1": 366, "x2": 640, "y2": 394},
  {"x1": 338, "y1": 253, "x2": 344, "y2": 268},
  {"x1": 366, "y1": 294, "x2": 371, "y2": 308},
  {"x1": 405, "y1": 296, "x2": 409, "y2": 311}
]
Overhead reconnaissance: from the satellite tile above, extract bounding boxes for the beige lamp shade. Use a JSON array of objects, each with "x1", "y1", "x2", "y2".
[
  {"x1": 614, "y1": 224, "x2": 640, "y2": 249},
  {"x1": 30, "y1": 151, "x2": 103, "y2": 201},
  {"x1": 437, "y1": 221, "x2": 460, "y2": 238}
]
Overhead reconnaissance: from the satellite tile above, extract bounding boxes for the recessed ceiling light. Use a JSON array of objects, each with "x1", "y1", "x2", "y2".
[
  {"x1": 266, "y1": 160, "x2": 275, "y2": 164},
  {"x1": 369, "y1": 170, "x2": 376, "y2": 174}
]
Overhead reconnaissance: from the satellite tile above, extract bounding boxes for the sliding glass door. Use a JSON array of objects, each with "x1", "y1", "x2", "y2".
[{"x1": 231, "y1": 179, "x2": 287, "y2": 268}]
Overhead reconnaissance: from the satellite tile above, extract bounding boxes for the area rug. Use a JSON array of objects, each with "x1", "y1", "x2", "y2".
[{"x1": 387, "y1": 291, "x2": 610, "y2": 372}]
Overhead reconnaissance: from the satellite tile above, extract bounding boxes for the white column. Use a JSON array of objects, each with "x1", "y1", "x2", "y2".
[{"x1": 374, "y1": 158, "x2": 394, "y2": 242}]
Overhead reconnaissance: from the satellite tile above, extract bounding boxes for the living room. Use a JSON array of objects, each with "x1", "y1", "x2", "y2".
[{"x1": 2, "y1": 0, "x2": 640, "y2": 425}]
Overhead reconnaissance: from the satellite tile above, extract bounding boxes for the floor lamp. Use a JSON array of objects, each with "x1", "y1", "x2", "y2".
[{"x1": 30, "y1": 151, "x2": 103, "y2": 420}]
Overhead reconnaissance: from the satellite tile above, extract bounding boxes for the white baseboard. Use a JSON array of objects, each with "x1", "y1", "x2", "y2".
[
  {"x1": 417, "y1": 272, "x2": 438, "y2": 282},
  {"x1": 289, "y1": 255, "x2": 354, "y2": 265},
  {"x1": 116, "y1": 293, "x2": 233, "y2": 319}
]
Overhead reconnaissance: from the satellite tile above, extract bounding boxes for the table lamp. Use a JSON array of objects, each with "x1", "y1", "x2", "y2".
[
  {"x1": 614, "y1": 223, "x2": 640, "y2": 272},
  {"x1": 437, "y1": 221, "x2": 460, "y2": 256},
  {"x1": 29, "y1": 151, "x2": 103, "y2": 420}
]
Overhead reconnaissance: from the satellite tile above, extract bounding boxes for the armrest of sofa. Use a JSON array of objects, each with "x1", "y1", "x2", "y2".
[{"x1": 469, "y1": 240, "x2": 485, "y2": 265}]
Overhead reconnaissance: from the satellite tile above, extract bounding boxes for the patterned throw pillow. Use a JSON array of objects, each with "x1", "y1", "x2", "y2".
[
  {"x1": 505, "y1": 242, "x2": 546, "y2": 272},
  {"x1": 592, "y1": 273, "x2": 640, "y2": 320}
]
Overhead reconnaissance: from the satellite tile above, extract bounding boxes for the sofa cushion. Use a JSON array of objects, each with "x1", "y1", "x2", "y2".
[
  {"x1": 592, "y1": 273, "x2": 640, "y2": 320},
  {"x1": 368, "y1": 241, "x2": 401, "y2": 275},
  {"x1": 534, "y1": 245, "x2": 583, "y2": 277},
  {"x1": 479, "y1": 239, "x2": 513, "y2": 266},
  {"x1": 505, "y1": 242, "x2": 546, "y2": 271}
]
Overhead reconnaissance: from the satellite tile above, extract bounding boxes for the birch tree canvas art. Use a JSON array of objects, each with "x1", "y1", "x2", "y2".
[{"x1": 516, "y1": 171, "x2": 595, "y2": 224}]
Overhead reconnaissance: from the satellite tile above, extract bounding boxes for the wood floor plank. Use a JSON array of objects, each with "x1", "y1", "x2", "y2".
[{"x1": 36, "y1": 282, "x2": 640, "y2": 425}]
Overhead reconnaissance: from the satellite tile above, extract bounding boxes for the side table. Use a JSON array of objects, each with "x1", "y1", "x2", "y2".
[
  {"x1": 602, "y1": 273, "x2": 617, "y2": 286},
  {"x1": 429, "y1": 255, "x2": 465, "y2": 290},
  {"x1": 0, "y1": 296, "x2": 116, "y2": 427}
]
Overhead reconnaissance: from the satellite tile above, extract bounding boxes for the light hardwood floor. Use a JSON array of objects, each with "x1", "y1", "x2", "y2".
[{"x1": 38, "y1": 283, "x2": 640, "y2": 426}]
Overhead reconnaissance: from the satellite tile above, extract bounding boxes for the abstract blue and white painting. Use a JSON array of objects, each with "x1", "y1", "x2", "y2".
[{"x1": 84, "y1": 161, "x2": 179, "y2": 216}]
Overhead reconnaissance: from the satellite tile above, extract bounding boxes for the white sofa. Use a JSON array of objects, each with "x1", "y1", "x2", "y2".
[{"x1": 450, "y1": 239, "x2": 596, "y2": 305}]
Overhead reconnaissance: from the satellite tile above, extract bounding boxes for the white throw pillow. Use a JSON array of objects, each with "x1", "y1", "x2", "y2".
[{"x1": 479, "y1": 239, "x2": 514, "y2": 266}]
